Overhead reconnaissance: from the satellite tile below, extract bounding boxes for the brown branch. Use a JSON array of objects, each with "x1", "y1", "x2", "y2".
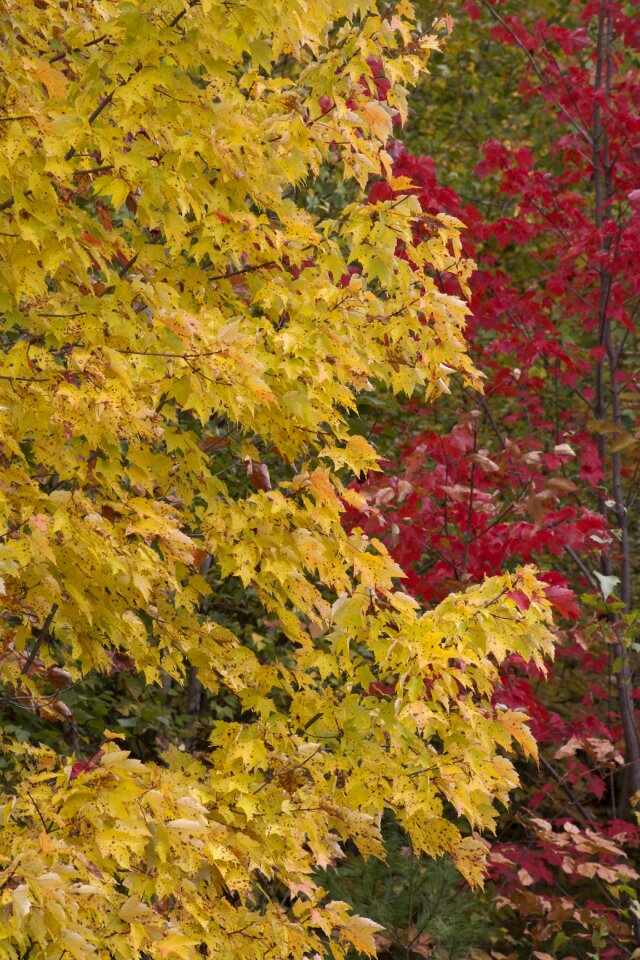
[
  {"x1": 591, "y1": 0, "x2": 640, "y2": 805},
  {"x1": 73, "y1": 165, "x2": 114, "y2": 177},
  {"x1": 461, "y1": 422, "x2": 478, "y2": 577},
  {"x1": 0, "y1": 862, "x2": 19, "y2": 893},
  {"x1": 538, "y1": 755, "x2": 591, "y2": 823},
  {"x1": 26, "y1": 789, "x2": 51, "y2": 834},
  {"x1": 49, "y1": 33, "x2": 110, "y2": 64},
  {"x1": 169, "y1": 0, "x2": 201, "y2": 29},
  {"x1": 21, "y1": 604, "x2": 59, "y2": 678},
  {"x1": 64, "y1": 88, "x2": 117, "y2": 161},
  {"x1": 476, "y1": 392, "x2": 507, "y2": 449},
  {"x1": 563, "y1": 544, "x2": 598, "y2": 590},
  {"x1": 117, "y1": 348, "x2": 222, "y2": 359},
  {"x1": 479, "y1": 0, "x2": 592, "y2": 146},
  {"x1": 118, "y1": 252, "x2": 138, "y2": 279},
  {"x1": 208, "y1": 260, "x2": 278, "y2": 283}
]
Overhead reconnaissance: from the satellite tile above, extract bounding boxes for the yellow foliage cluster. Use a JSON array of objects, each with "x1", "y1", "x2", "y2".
[{"x1": 0, "y1": 1, "x2": 554, "y2": 957}]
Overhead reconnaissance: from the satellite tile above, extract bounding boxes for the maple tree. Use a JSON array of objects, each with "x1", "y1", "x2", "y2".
[
  {"x1": 0, "y1": 1, "x2": 559, "y2": 958},
  {"x1": 344, "y1": 0, "x2": 640, "y2": 954}
]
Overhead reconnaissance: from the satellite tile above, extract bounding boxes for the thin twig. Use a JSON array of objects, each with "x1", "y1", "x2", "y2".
[{"x1": 22, "y1": 604, "x2": 59, "y2": 678}]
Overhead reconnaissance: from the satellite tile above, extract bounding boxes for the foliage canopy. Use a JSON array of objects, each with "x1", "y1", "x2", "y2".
[{"x1": 0, "y1": 2, "x2": 554, "y2": 957}]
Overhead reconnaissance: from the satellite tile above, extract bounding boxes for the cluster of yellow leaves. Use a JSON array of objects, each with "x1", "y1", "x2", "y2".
[
  {"x1": 0, "y1": 0, "x2": 555, "y2": 957},
  {"x1": 0, "y1": 574, "x2": 554, "y2": 959},
  {"x1": 0, "y1": 736, "x2": 387, "y2": 960}
]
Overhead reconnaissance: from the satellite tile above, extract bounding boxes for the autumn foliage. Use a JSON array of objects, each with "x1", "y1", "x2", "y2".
[
  {"x1": 343, "y1": 0, "x2": 640, "y2": 953},
  {"x1": 0, "y1": 2, "x2": 563, "y2": 959}
]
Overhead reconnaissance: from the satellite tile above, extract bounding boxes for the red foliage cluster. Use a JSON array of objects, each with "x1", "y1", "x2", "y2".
[{"x1": 345, "y1": 1, "x2": 640, "y2": 953}]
